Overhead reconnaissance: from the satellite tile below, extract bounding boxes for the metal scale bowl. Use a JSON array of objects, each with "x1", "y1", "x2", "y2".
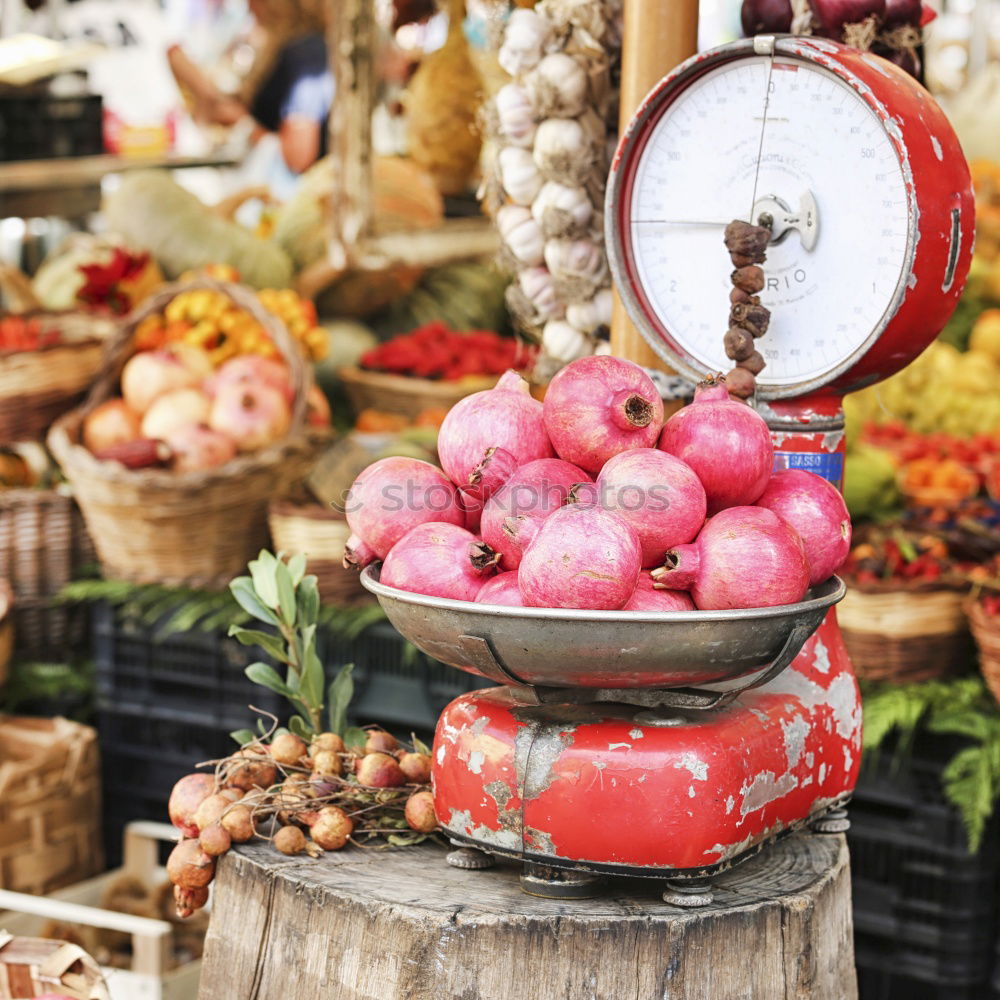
[{"x1": 360, "y1": 34, "x2": 974, "y2": 902}]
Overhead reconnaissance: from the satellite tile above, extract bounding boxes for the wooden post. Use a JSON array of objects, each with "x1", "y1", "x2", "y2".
[
  {"x1": 198, "y1": 833, "x2": 857, "y2": 1000},
  {"x1": 610, "y1": 0, "x2": 699, "y2": 370}
]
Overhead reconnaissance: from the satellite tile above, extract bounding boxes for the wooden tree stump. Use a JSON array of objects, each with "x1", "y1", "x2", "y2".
[{"x1": 198, "y1": 832, "x2": 856, "y2": 1000}]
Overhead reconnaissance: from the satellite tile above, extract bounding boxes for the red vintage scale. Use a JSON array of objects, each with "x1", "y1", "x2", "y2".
[{"x1": 362, "y1": 35, "x2": 974, "y2": 901}]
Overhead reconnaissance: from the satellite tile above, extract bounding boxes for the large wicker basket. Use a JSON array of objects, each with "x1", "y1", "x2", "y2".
[
  {"x1": 48, "y1": 279, "x2": 322, "y2": 589},
  {"x1": 337, "y1": 366, "x2": 498, "y2": 419},
  {"x1": 0, "y1": 313, "x2": 113, "y2": 442},
  {"x1": 268, "y1": 497, "x2": 369, "y2": 605},
  {"x1": 0, "y1": 488, "x2": 93, "y2": 657},
  {"x1": 838, "y1": 582, "x2": 972, "y2": 683},
  {"x1": 966, "y1": 599, "x2": 1000, "y2": 704},
  {"x1": 0, "y1": 716, "x2": 103, "y2": 895}
]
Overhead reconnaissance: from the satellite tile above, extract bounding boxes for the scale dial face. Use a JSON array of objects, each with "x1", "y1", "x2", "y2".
[{"x1": 607, "y1": 37, "x2": 973, "y2": 400}]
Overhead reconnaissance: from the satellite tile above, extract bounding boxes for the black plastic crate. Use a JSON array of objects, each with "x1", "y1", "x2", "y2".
[
  {"x1": 0, "y1": 90, "x2": 103, "y2": 162},
  {"x1": 858, "y1": 963, "x2": 994, "y2": 1000}
]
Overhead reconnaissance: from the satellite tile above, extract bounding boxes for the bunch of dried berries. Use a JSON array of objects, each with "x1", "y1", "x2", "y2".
[{"x1": 723, "y1": 220, "x2": 772, "y2": 399}]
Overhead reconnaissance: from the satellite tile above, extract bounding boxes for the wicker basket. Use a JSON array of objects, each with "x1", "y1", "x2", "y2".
[
  {"x1": 966, "y1": 599, "x2": 1000, "y2": 704},
  {"x1": 838, "y1": 583, "x2": 972, "y2": 683},
  {"x1": 337, "y1": 366, "x2": 498, "y2": 419},
  {"x1": 0, "y1": 313, "x2": 114, "y2": 442},
  {"x1": 0, "y1": 488, "x2": 93, "y2": 657},
  {"x1": 268, "y1": 497, "x2": 369, "y2": 605},
  {"x1": 0, "y1": 716, "x2": 103, "y2": 895},
  {"x1": 48, "y1": 279, "x2": 322, "y2": 589}
]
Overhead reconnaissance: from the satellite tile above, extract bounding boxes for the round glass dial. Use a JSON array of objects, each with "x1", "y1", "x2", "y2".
[{"x1": 626, "y1": 55, "x2": 910, "y2": 387}]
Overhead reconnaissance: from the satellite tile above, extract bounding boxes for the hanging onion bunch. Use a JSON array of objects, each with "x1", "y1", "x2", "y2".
[
  {"x1": 740, "y1": 0, "x2": 933, "y2": 80},
  {"x1": 485, "y1": 0, "x2": 622, "y2": 378}
]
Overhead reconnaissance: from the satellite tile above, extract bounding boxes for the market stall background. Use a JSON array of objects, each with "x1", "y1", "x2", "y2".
[{"x1": 0, "y1": 0, "x2": 999, "y2": 997}]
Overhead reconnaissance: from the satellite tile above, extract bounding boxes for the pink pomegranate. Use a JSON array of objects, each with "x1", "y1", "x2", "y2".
[
  {"x1": 622, "y1": 574, "x2": 695, "y2": 612},
  {"x1": 165, "y1": 424, "x2": 237, "y2": 473},
  {"x1": 121, "y1": 345, "x2": 211, "y2": 414},
  {"x1": 209, "y1": 355, "x2": 294, "y2": 405},
  {"x1": 542, "y1": 356, "x2": 664, "y2": 475},
  {"x1": 343, "y1": 457, "x2": 464, "y2": 568},
  {"x1": 82, "y1": 399, "x2": 141, "y2": 453},
  {"x1": 659, "y1": 377, "x2": 774, "y2": 514},
  {"x1": 463, "y1": 446, "x2": 518, "y2": 505},
  {"x1": 140, "y1": 387, "x2": 212, "y2": 440},
  {"x1": 651, "y1": 506, "x2": 809, "y2": 610},
  {"x1": 475, "y1": 572, "x2": 524, "y2": 607},
  {"x1": 754, "y1": 469, "x2": 851, "y2": 585},
  {"x1": 381, "y1": 522, "x2": 499, "y2": 600},
  {"x1": 437, "y1": 371, "x2": 554, "y2": 488},
  {"x1": 208, "y1": 382, "x2": 291, "y2": 451},
  {"x1": 480, "y1": 458, "x2": 591, "y2": 570},
  {"x1": 519, "y1": 504, "x2": 642, "y2": 610},
  {"x1": 595, "y1": 449, "x2": 707, "y2": 567}
]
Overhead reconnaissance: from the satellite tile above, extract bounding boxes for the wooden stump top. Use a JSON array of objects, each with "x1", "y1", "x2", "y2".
[{"x1": 198, "y1": 832, "x2": 857, "y2": 1000}]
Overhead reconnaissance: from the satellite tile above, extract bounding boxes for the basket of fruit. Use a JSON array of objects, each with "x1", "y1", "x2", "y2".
[
  {"x1": 838, "y1": 530, "x2": 973, "y2": 683},
  {"x1": 0, "y1": 312, "x2": 114, "y2": 442},
  {"x1": 338, "y1": 322, "x2": 536, "y2": 420},
  {"x1": 966, "y1": 595, "x2": 1000, "y2": 704},
  {"x1": 47, "y1": 278, "x2": 327, "y2": 589}
]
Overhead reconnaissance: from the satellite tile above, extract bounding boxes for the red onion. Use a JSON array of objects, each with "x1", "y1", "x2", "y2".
[
  {"x1": 437, "y1": 371, "x2": 553, "y2": 487},
  {"x1": 651, "y1": 507, "x2": 809, "y2": 610},
  {"x1": 344, "y1": 457, "x2": 464, "y2": 568},
  {"x1": 754, "y1": 469, "x2": 851, "y2": 586},
  {"x1": 808, "y1": 0, "x2": 885, "y2": 38},
  {"x1": 623, "y1": 575, "x2": 695, "y2": 612},
  {"x1": 542, "y1": 356, "x2": 665, "y2": 476},
  {"x1": 475, "y1": 573, "x2": 524, "y2": 607},
  {"x1": 381, "y1": 523, "x2": 499, "y2": 600},
  {"x1": 596, "y1": 449, "x2": 707, "y2": 567},
  {"x1": 481, "y1": 458, "x2": 591, "y2": 570},
  {"x1": 659, "y1": 377, "x2": 773, "y2": 515},
  {"x1": 519, "y1": 504, "x2": 642, "y2": 610},
  {"x1": 741, "y1": 0, "x2": 793, "y2": 35},
  {"x1": 883, "y1": 0, "x2": 920, "y2": 26}
]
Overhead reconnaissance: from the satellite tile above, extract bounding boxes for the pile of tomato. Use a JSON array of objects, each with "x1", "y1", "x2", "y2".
[
  {"x1": 360, "y1": 323, "x2": 536, "y2": 380},
  {"x1": 0, "y1": 315, "x2": 61, "y2": 352}
]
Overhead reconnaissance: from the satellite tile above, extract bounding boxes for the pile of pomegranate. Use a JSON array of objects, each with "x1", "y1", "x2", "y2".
[
  {"x1": 344, "y1": 358, "x2": 852, "y2": 611},
  {"x1": 166, "y1": 727, "x2": 435, "y2": 918},
  {"x1": 82, "y1": 344, "x2": 330, "y2": 473}
]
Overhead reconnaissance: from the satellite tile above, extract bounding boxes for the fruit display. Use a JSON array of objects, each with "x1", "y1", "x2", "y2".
[
  {"x1": 0, "y1": 315, "x2": 62, "y2": 352},
  {"x1": 80, "y1": 340, "x2": 327, "y2": 474},
  {"x1": 133, "y1": 286, "x2": 327, "y2": 364},
  {"x1": 842, "y1": 528, "x2": 970, "y2": 588},
  {"x1": 343, "y1": 358, "x2": 852, "y2": 612},
  {"x1": 359, "y1": 323, "x2": 535, "y2": 381}
]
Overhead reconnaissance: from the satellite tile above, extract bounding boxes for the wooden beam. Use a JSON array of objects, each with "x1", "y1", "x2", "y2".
[{"x1": 610, "y1": 0, "x2": 700, "y2": 368}]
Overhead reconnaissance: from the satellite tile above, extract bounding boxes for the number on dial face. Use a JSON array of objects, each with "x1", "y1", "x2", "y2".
[{"x1": 627, "y1": 56, "x2": 909, "y2": 387}]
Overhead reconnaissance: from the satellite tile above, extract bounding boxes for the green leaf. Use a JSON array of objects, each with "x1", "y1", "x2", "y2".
[
  {"x1": 343, "y1": 726, "x2": 367, "y2": 751},
  {"x1": 249, "y1": 551, "x2": 280, "y2": 610},
  {"x1": 412, "y1": 735, "x2": 431, "y2": 756},
  {"x1": 327, "y1": 663, "x2": 355, "y2": 736},
  {"x1": 275, "y1": 559, "x2": 297, "y2": 627},
  {"x1": 227, "y1": 626, "x2": 287, "y2": 663},
  {"x1": 230, "y1": 728, "x2": 255, "y2": 745},
  {"x1": 300, "y1": 646, "x2": 325, "y2": 715},
  {"x1": 386, "y1": 833, "x2": 426, "y2": 846},
  {"x1": 288, "y1": 714, "x2": 314, "y2": 740},
  {"x1": 941, "y1": 744, "x2": 996, "y2": 853},
  {"x1": 230, "y1": 576, "x2": 279, "y2": 626},
  {"x1": 245, "y1": 661, "x2": 297, "y2": 698},
  {"x1": 296, "y1": 575, "x2": 320, "y2": 628},
  {"x1": 288, "y1": 552, "x2": 307, "y2": 587}
]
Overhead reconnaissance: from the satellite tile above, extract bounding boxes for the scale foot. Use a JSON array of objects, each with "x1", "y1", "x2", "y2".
[
  {"x1": 520, "y1": 863, "x2": 603, "y2": 899},
  {"x1": 810, "y1": 807, "x2": 850, "y2": 835},
  {"x1": 446, "y1": 846, "x2": 495, "y2": 870},
  {"x1": 662, "y1": 877, "x2": 714, "y2": 908}
]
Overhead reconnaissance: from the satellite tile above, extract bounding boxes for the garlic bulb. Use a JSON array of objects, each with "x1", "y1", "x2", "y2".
[
  {"x1": 566, "y1": 288, "x2": 614, "y2": 332},
  {"x1": 497, "y1": 205, "x2": 545, "y2": 267},
  {"x1": 495, "y1": 83, "x2": 536, "y2": 149},
  {"x1": 544, "y1": 237, "x2": 606, "y2": 284},
  {"x1": 531, "y1": 180, "x2": 592, "y2": 237},
  {"x1": 498, "y1": 147, "x2": 543, "y2": 207},
  {"x1": 533, "y1": 118, "x2": 596, "y2": 186},
  {"x1": 519, "y1": 267, "x2": 563, "y2": 320},
  {"x1": 498, "y1": 9, "x2": 551, "y2": 76},
  {"x1": 542, "y1": 319, "x2": 592, "y2": 364},
  {"x1": 592, "y1": 339, "x2": 613, "y2": 356},
  {"x1": 526, "y1": 53, "x2": 589, "y2": 119}
]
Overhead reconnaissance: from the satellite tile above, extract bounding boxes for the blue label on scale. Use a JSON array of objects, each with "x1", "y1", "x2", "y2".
[{"x1": 773, "y1": 452, "x2": 844, "y2": 484}]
